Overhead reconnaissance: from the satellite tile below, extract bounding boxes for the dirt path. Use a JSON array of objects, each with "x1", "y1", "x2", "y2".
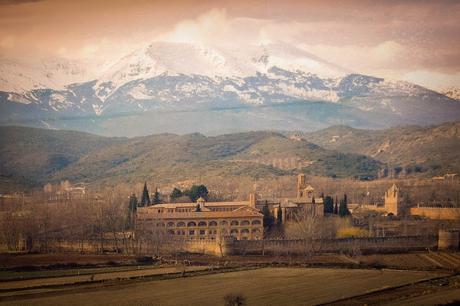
[{"x1": 0, "y1": 266, "x2": 208, "y2": 291}]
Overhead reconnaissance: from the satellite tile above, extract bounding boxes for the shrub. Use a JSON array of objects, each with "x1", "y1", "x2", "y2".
[{"x1": 336, "y1": 227, "x2": 369, "y2": 238}]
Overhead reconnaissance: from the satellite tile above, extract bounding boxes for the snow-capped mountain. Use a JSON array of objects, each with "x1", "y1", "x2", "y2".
[
  {"x1": 1, "y1": 41, "x2": 459, "y2": 136},
  {"x1": 0, "y1": 58, "x2": 98, "y2": 93}
]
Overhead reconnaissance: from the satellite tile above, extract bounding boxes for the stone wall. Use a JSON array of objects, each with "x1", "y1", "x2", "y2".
[
  {"x1": 410, "y1": 207, "x2": 460, "y2": 220},
  {"x1": 190, "y1": 236, "x2": 438, "y2": 256}
]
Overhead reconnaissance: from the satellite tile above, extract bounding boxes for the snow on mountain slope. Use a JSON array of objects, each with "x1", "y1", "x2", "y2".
[
  {"x1": 94, "y1": 41, "x2": 348, "y2": 100},
  {"x1": 442, "y1": 87, "x2": 460, "y2": 101},
  {"x1": 1, "y1": 40, "x2": 459, "y2": 133},
  {"x1": 0, "y1": 58, "x2": 97, "y2": 93}
]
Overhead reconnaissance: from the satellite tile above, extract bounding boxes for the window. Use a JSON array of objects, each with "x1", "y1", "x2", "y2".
[
  {"x1": 187, "y1": 221, "x2": 197, "y2": 227},
  {"x1": 167, "y1": 230, "x2": 174, "y2": 235},
  {"x1": 167, "y1": 222, "x2": 175, "y2": 227},
  {"x1": 241, "y1": 220, "x2": 250, "y2": 226},
  {"x1": 209, "y1": 221, "x2": 217, "y2": 227},
  {"x1": 189, "y1": 230, "x2": 195, "y2": 235},
  {"x1": 199, "y1": 230, "x2": 206, "y2": 235},
  {"x1": 252, "y1": 228, "x2": 260, "y2": 233},
  {"x1": 221, "y1": 220, "x2": 228, "y2": 226},
  {"x1": 230, "y1": 220, "x2": 239, "y2": 226},
  {"x1": 230, "y1": 229, "x2": 238, "y2": 234},
  {"x1": 252, "y1": 220, "x2": 261, "y2": 225},
  {"x1": 241, "y1": 229, "x2": 250, "y2": 234},
  {"x1": 176, "y1": 230, "x2": 185, "y2": 235},
  {"x1": 198, "y1": 221, "x2": 207, "y2": 227},
  {"x1": 177, "y1": 222, "x2": 185, "y2": 227}
]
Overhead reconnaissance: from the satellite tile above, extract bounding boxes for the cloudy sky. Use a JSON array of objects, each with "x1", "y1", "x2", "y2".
[{"x1": 1, "y1": 0, "x2": 459, "y2": 90}]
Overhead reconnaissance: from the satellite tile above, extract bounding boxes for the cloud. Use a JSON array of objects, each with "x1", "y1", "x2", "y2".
[
  {"x1": 0, "y1": 0, "x2": 41, "y2": 5},
  {"x1": 404, "y1": 70, "x2": 460, "y2": 91}
]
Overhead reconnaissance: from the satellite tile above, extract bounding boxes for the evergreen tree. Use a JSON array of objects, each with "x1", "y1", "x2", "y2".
[
  {"x1": 276, "y1": 204, "x2": 283, "y2": 225},
  {"x1": 339, "y1": 194, "x2": 350, "y2": 217},
  {"x1": 323, "y1": 196, "x2": 334, "y2": 214},
  {"x1": 262, "y1": 204, "x2": 274, "y2": 229},
  {"x1": 140, "y1": 182, "x2": 151, "y2": 206},
  {"x1": 185, "y1": 185, "x2": 209, "y2": 202},
  {"x1": 152, "y1": 188, "x2": 161, "y2": 204},
  {"x1": 170, "y1": 188, "x2": 182, "y2": 200}
]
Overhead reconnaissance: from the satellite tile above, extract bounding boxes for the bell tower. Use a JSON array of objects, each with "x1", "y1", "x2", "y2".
[
  {"x1": 297, "y1": 174, "x2": 306, "y2": 198},
  {"x1": 385, "y1": 183, "x2": 401, "y2": 215}
]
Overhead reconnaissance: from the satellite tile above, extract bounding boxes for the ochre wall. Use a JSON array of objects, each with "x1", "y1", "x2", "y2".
[{"x1": 410, "y1": 207, "x2": 460, "y2": 220}]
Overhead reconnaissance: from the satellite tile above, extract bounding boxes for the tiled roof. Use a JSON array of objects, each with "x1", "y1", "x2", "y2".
[{"x1": 138, "y1": 207, "x2": 263, "y2": 219}]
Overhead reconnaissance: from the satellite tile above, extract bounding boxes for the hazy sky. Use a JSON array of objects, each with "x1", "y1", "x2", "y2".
[{"x1": 1, "y1": 0, "x2": 459, "y2": 90}]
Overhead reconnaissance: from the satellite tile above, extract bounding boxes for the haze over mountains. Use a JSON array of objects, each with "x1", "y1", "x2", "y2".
[
  {"x1": 1, "y1": 41, "x2": 459, "y2": 137},
  {"x1": 1, "y1": 122, "x2": 459, "y2": 190}
]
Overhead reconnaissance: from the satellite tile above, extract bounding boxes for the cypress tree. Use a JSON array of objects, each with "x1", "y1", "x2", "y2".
[
  {"x1": 152, "y1": 188, "x2": 161, "y2": 204},
  {"x1": 339, "y1": 194, "x2": 350, "y2": 217},
  {"x1": 262, "y1": 204, "x2": 274, "y2": 229},
  {"x1": 324, "y1": 196, "x2": 334, "y2": 214},
  {"x1": 140, "y1": 182, "x2": 151, "y2": 206}
]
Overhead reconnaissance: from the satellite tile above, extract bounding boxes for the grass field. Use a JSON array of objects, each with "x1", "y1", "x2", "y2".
[{"x1": 0, "y1": 268, "x2": 446, "y2": 306}]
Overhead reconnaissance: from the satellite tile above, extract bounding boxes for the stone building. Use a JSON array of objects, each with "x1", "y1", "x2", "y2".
[
  {"x1": 255, "y1": 173, "x2": 324, "y2": 223},
  {"x1": 384, "y1": 183, "x2": 403, "y2": 216},
  {"x1": 136, "y1": 197, "x2": 263, "y2": 240}
]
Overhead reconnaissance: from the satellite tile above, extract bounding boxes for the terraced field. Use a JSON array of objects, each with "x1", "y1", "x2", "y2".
[{"x1": 0, "y1": 268, "x2": 447, "y2": 306}]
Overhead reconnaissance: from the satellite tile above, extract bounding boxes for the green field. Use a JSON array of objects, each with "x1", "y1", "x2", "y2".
[{"x1": 1, "y1": 268, "x2": 445, "y2": 306}]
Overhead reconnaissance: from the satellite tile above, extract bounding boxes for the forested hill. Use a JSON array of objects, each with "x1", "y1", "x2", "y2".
[
  {"x1": 302, "y1": 121, "x2": 460, "y2": 177},
  {"x1": 0, "y1": 126, "x2": 381, "y2": 189},
  {"x1": 1, "y1": 122, "x2": 458, "y2": 190}
]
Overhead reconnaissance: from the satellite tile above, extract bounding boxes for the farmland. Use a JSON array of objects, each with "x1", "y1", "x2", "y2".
[{"x1": 0, "y1": 267, "x2": 449, "y2": 306}]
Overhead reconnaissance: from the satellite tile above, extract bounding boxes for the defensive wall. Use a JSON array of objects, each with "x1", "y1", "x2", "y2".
[
  {"x1": 184, "y1": 235, "x2": 439, "y2": 256},
  {"x1": 410, "y1": 206, "x2": 460, "y2": 220}
]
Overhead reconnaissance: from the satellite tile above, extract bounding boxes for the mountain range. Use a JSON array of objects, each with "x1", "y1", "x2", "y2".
[
  {"x1": 1, "y1": 41, "x2": 459, "y2": 136},
  {"x1": 1, "y1": 122, "x2": 458, "y2": 191}
]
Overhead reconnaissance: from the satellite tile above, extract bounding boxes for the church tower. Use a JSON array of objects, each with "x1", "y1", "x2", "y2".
[{"x1": 384, "y1": 183, "x2": 401, "y2": 215}]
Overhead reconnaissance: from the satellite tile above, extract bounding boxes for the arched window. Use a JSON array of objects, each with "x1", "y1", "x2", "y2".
[
  {"x1": 252, "y1": 220, "x2": 261, "y2": 225},
  {"x1": 221, "y1": 220, "x2": 228, "y2": 226},
  {"x1": 177, "y1": 222, "x2": 186, "y2": 227},
  {"x1": 198, "y1": 221, "x2": 207, "y2": 227},
  {"x1": 230, "y1": 220, "x2": 239, "y2": 226},
  {"x1": 241, "y1": 220, "x2": 250, "y2": 226},
  {"x1": 187, "y1": 221, "x2": 197, "y2": 227},
  {"x1": 209, "y1": 221, "x2": 218, "y2": 227},
  {"x1": 167, "y1": 230, "x2": 175, "y2": 235},
  {"x1": 251, "y1": 228, "x2": 261, "y2": 233},
  {"x1": 167, "y1": 222, "x2": 175, "y2": 227},
  {"x1": 230, "y1": 229, "x2": 239, "y2": 234},
  {"x1": 241, "y1": 229, "x2": 250, "y2": 234},
  {"x1": 176, "y1": 230, "x2": 185, "y2": 235}
]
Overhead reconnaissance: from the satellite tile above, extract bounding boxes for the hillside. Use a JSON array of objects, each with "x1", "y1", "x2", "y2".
[
  {"x1": 302, "y1": 122, "x2": 460, "y2": 177},
  {"x1": 0, "y1": 127, "x2": 381, "y2": 190}
]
